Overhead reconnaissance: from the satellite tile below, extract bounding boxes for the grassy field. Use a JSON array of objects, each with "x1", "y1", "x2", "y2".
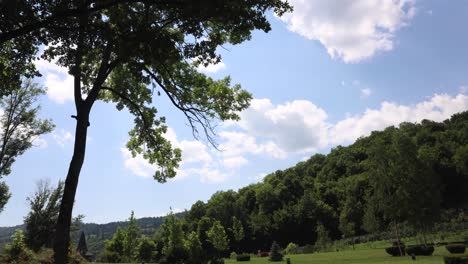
[{"x1": 224, "y1": 246, "x2": 467, "y2": 264}]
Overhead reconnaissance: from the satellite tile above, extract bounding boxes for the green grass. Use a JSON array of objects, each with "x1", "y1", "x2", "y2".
[{"x1": 225, "y1": 246, "x2": 467, "y2": 264}]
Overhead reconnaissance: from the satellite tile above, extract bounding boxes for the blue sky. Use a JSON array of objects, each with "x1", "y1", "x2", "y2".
[{"x1": 1, "y1": 0, "x2": 468, "y2": 226}]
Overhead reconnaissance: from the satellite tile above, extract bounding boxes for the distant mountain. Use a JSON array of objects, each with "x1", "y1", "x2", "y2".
[{"x1": 0, "y1": 213, "x2": 183, "y2": 255}]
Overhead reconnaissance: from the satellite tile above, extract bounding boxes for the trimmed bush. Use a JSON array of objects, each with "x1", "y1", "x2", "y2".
[
  {"x1": 236, "y1": 254, "x2": 251, "y2": 261},
  {"x1": 405, "y1": 245, "x2": 434, "y2": 256},
  {"x1": 444, "y1": 256, "x2": 468, "y2": 264},
  {"x1": 230, "y1": 252, "x2": 238, "y2": 259},
  {"x1": 269, "y1": 241, "x2": 283, "y2": 262},
  {"x1": 446, "y1": 244, "x2": 466, "y2": 254},
  {"x1": 385, "y1": 246, "x2": 406, "y2": 256},
  {"x1": 258, "y1": 251, "x2": 269, "y2": 257}
]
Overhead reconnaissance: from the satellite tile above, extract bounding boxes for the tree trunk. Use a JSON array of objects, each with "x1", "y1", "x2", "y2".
[
  {"x1": 53, "y1": 111, "x2": 89, "y2": 264},
  {"x1": 394, "y1": 222, "x2": 403, "y2": 256}
]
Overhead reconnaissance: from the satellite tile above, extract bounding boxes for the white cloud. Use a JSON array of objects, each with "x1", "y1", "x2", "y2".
[
  {"x1": 52, "y1": 129, "x2": 73, "y2": 147},
  {"x1": 165, "y1": 128, "x2": 212, "y2": 165},
  {"x1": 219, "y1": 131, "x2": 287, "y2": 159},
  {"x1": 225, "y1": 94, "x2": 468, "y2": 159},
  {"x1": 459, "y1": 86, "x2": 468, "y2": 94},
  {"x1": 121, "y1": 148, "x2": 158, "y2": 178},
  {"x1": 197, "y1": 61, "x2": 226, "y2": 73},
  {"x1": 222, "y1": 156, "x2": 248, "y2": 169},
  {"x1": 33, "y1": 137, "x2": 48, "y2": 149},
  {"x1": 329, "y1": 94, "x2": 468, "y2": 144},
  {"x1": 122, "y1": 127, "x2": 230, "y2": 183},
  {"x1": 360, "y1": 88, "x2": 372, "y2": 98},
  {"x1": 34, "y1": 59, "x2": 74, "y2": 104},
  {"x1": 280, "y1": 0, "x2": 416, "y2": 62},
  {"x1": 235, "y1": 99, "x2": 329, "y2": 153}
]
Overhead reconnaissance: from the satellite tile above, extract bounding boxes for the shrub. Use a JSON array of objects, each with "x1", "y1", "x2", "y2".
[
  {"x1": 405, "y1": 245, "x2": 435, "y2": 256},
  {"x1": 446, "y1": 244, "x2": 466, "y2": 254},
  {"x1": 269, "y1": 241, "x2": 283, "y2": 262},
  {"x1": 258, "y1": 251, "x2": 269, "y2": 257},
  {"x1": 236, "y1": 254, "x2": 251, "y2": 261},
  {"x1": 230, "y1": 252, "x2": 238, "y2": 259},
  {"x1": 3, "y1": 229, "x2": 35, "y2": 264},
  {"x1": 444, "y1": 256, "x2": 468, "y2": 264},
  {"x1": 96, "y1": 249, "x2": 122, "y2": 263},
  {"x1": 385, "y1": 246, "x2": 406, "y2": 256},
  {"x1": 284, "y1": 242, "x2": 298, "y2": 255},
  {"x1": 302, "y1": 244, "x2": 315, "y2": 254}
]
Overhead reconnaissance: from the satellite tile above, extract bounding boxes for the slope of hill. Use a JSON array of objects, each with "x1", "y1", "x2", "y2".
[{"x1": 0, "y1": 213, "x2": 183, "y2": 254}]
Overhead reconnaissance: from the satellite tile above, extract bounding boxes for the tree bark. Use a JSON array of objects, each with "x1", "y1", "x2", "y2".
[
  {"x1": 53, "y1": 109, "x2": 89, "y2": 264},
  {"x1": 394, "y1": 222, "x2": 403, "y2": 256}
]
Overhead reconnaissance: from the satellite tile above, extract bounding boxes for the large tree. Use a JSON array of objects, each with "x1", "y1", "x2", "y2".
[
  {"x1": 0, "y1": 1, "x2": 292, "y2": 262},
  {"x1": 0, "y1": 80, "x2": 54, "y2": 213}
]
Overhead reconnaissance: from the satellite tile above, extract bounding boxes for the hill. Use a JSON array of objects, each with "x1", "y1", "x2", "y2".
[{"x1": 0, "y1": 213, "x2": 183, "y2": 254}]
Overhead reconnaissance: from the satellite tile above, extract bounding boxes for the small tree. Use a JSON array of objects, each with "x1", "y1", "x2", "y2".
[
  {"x1": 24, "y1": 180, "x2": 64, "y2": 252},
  {"x1": 185, "y1": 231, "x2": 203, "y2": 264},
  {"x1": 160, "y1": 212, "x2": 188, "y2": 263},
  {"x1": 3, "y1": 229, "x2": 34, "y2": 263},
  {"x1": 207, "y1": 221, "x2": 229, "y2": 259},
  {"x1": 269, "y1": 241, "x2": 283, "y2": 262},
  {"x1": 123, "y1": 211, "x2": 140, "y2": 260},
  {"x1": 230, "y1": 216, "x2": 244, "y2": 252},
  {"x1": 284, "y1": 242, "x2": 297, "y2": 255},
  {"x1": 136, "y1": 236, "x2": 156, "y2": 263},
  {"x1": 315, "y1": 223, "x2": 332, "y2": 252}
]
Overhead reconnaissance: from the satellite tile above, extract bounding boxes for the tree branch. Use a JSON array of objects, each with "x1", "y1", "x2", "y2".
[{"x1": 0, "y1": 0, "x2": 184, "y2": 43}]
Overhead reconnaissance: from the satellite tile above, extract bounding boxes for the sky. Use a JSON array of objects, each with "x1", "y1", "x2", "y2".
[{"x1": 1, "y1": 0, "x2": 468, "y2": 226}]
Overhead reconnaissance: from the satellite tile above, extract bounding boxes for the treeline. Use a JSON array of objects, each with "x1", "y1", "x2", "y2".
[
  {"x1": 0, "y1": 214, "x2": 180, "y2": 255},
  {"x1": 179, "y1": 111, "x2": 468, "y2": 252},
  {"x1": 97, "y1": 111, "x2": 468, "y2": 263}
]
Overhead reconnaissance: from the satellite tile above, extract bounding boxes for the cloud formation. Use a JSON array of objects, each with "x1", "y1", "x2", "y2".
[
  {"x1": 122, "y1": 93, "x2": 468, "y2": 183},
  {"x1": 280, "y1": 0, "x2": 416, "y2": 62},
  {"x1": 34, "y1": 59, "x2": 74, "y2": 104},
  {"x1": 197, "y1": 61, "x2": 226, "y2": 74}
]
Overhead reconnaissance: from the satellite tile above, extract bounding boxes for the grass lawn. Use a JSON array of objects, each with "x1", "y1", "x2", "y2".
[{"x1": 225, "y1": 246, "x2": 466, "y2": 264}]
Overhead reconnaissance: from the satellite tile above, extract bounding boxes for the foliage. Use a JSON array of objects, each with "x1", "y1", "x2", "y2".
[
  {"x1": 207, "y1": 220, "x2": 230, "y2": 254},
  {"x1": 103, "y1": 211, "x2": 142, "y2": 262},
  {"x1": 159, "y1": 212, "x2": 189, "y2": 264},
  {"x1": 231, "y1": 216, "x2": 245, "y2": 245},
  {"x1": 315, "y1": 223, "x2": 332, "y2": 252},
  {"x1": 24, "y1": 180, "x2": 63, "y2": 252},
  {"x1": 269, "y1": 241, "x2": 283, "y2": 262},
  {"x1": 405, "y1": 245, "x2": 434, "y2": 256},
  {"x1": 446, "y1": 244, "x2": 466, "y2": 254},
  {"x1": 178, "y1": 112, "x2": 468, "y2": 253},
  {"x1": 385, "y1": 246, "x2": 406, "y2": 256},
  {"x1": 284, "y1": 242, "x2": 298, "y2": 255},
  {"x1": 136, "y1": 236, "x2": 156, "y2": 263},
  {"x1": 444, "y1": 256, "x2": 468, "y2": 264},
  {"x1": 236, "y1": 254, "x2": 251, "y2": 261},
  {"x1": 230, "y1": 251, "x2": 238, "y2": 259},
  {"x1": 0, "y1": 182, "x2": 10, "y2": 215},
  {"x1": 3, "y1": 229, "x2": 34, "y2": 263},
  {"x1": 0, "y1": 80, "x2": 54, "y2": 212},
  {"x1": 0, "y1": 0, "x2": 293, "y2": 260},
  {"x1": 185, "y1": 231, "x2": 203, "y2": 264}
]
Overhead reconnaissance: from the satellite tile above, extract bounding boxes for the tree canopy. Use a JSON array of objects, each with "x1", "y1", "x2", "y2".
[{"x1": 1, "y1": 1, "x2": 292, "y2": 262}]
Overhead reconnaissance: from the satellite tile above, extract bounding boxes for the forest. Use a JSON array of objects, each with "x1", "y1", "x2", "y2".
[{"x1": 92, "y1": 112, "x2": 468, "y2": 263}]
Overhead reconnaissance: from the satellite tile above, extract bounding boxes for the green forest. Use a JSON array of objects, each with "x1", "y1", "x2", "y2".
[
  {"x1": 88, "y1": 112, "x2": 468, "y2": 262},
  {"x1": 1, "y1": 1, "x2": 468, "y2": 263}
]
